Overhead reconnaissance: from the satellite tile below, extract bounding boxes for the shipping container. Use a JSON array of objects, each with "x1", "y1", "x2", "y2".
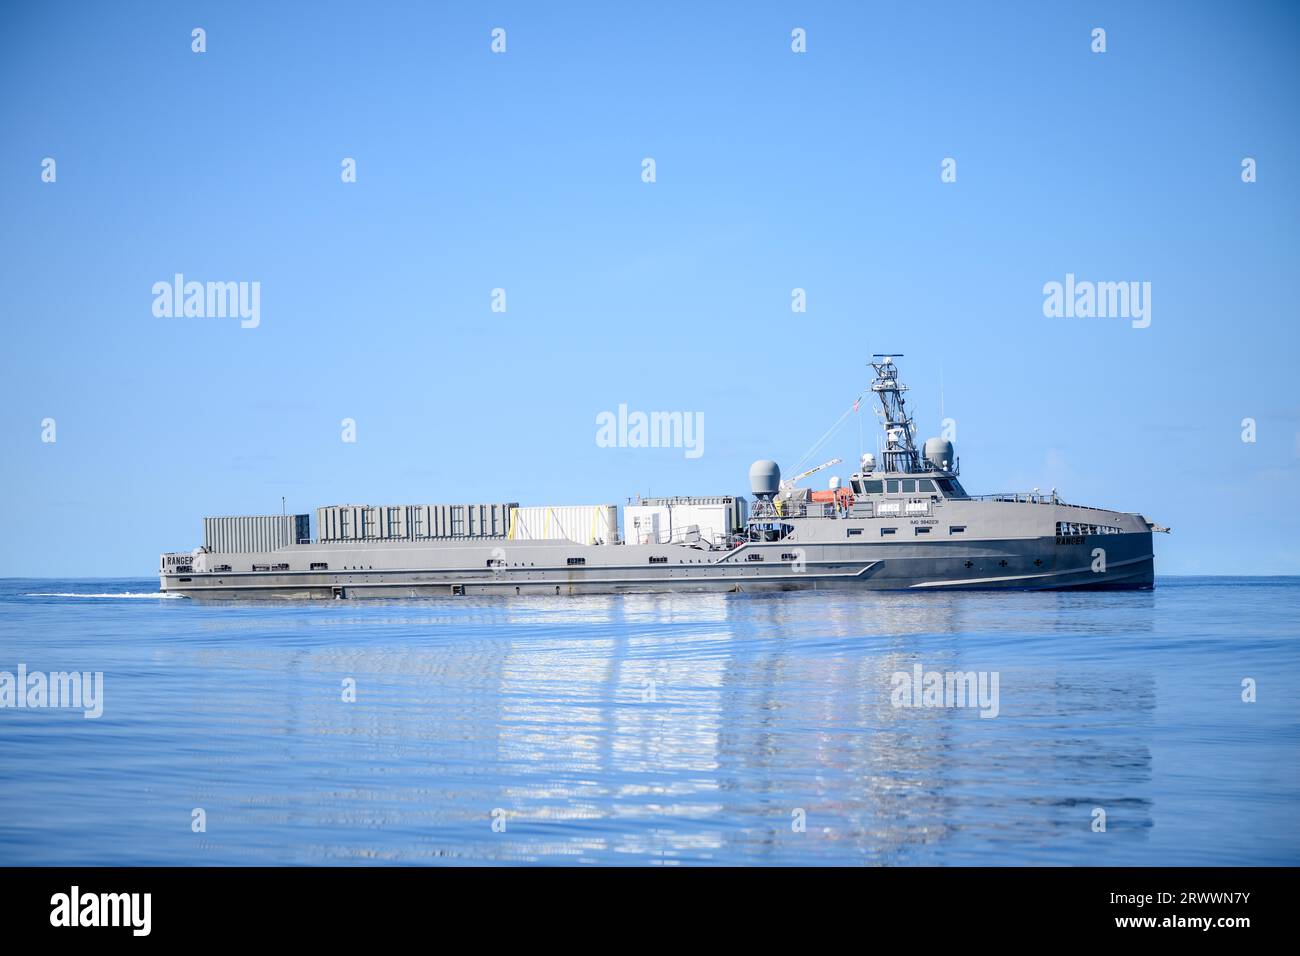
[
  {"x1": 315, "y1": 503, "x2": 517, "y2": 542},
  {"x1": 202, "y1": 514, "x2": 310, "y2": 554},
  {"x1": 624, "y1": 495, "x2": 747, "y2": 546},
  {"x1": 507, "y1": 505, "x2": 619, "y2": 544}
]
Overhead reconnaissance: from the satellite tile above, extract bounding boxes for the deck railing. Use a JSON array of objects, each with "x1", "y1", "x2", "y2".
[
  {"x1": 957, "y1": 493, "x2": 1060, "y2": 504},
  {"x1": 749, "y1": 491, "x2": 1105, "y2": 519},
  {"x1": 749, "y1": 500, "x2": 841, "y2": 519}
]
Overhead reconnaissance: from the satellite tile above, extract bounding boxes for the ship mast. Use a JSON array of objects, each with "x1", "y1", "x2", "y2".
[{"x1": 869, "y1": 355, "x2": 921, "y2": 474}]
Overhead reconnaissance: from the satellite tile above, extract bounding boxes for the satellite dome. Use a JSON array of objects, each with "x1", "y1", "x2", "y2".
[
  {"x1": 860, "y1": 452, "x2": 876, "y2": 472},
  {"x1": 748, "y1": 460, "x2": 781, "y2": 499},
  {"x1": 923, "y1": 437, "x2": 955, "y2": 472}
]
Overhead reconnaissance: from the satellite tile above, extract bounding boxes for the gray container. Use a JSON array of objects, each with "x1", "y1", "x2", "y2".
[
  {"x1": 203, "y1": 514, "x2": 310, "y2": 554},
  {"x1": 316, "y1": 503, "x2": 517, "y2": 542}
]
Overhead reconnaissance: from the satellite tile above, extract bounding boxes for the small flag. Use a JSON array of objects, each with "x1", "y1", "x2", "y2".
[{"x1": 852, "y1": 398, "x2": 860, "y2": 412}]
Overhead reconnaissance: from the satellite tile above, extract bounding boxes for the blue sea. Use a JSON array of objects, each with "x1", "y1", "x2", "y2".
[{"x1": 0, "y1": 577, "x2": 1296, "y2": 866}]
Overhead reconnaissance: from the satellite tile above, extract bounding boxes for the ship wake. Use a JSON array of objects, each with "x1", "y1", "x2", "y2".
[{"x1": 26, "y1": 591, "x2": 186, "y2": 600}]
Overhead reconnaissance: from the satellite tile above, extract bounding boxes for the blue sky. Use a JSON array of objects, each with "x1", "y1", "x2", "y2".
[{"x1": 1, "y1": 0, "x2": 1297, "y2": 576}]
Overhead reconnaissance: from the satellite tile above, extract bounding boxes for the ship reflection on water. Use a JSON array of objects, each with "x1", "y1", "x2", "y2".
[
  {"x1": 8, "y1": 579, "x2": 1294, "y2": 866},
  {"x1": 165, "y1": 590, "x2": 1158, "y2": 864}
]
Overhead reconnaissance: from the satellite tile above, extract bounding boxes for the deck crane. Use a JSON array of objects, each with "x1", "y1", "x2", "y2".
[{"x1": 778, "y1": 458, "x2": 842, "y2": 497}]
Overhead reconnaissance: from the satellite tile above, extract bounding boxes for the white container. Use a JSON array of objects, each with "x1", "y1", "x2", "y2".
[
  {"x1": 508, "y1": 505, "x2": 619, "y2": 544},
  {"x1": 624, "y1": 496, "x2": 745, "y2": 546}
]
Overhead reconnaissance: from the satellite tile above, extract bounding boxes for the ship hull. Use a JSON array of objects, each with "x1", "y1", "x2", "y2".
[{"x1": 160, "y1": 532, "x2": 1154, "y2": 599}]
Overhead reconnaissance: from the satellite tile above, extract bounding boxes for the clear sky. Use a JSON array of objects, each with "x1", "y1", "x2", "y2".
[{"x1": 2, "y1": 1, "x2": 1297, "y2": 576}]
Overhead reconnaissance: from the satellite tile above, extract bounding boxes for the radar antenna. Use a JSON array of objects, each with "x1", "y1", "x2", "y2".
[{"x1": 869, "y1": 355, "x2": 921, "y2": 473}]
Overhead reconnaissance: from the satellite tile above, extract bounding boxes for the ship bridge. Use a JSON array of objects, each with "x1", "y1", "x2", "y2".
[{"x1": 746, "y1": 356, "x2": 971, "y2": 525}]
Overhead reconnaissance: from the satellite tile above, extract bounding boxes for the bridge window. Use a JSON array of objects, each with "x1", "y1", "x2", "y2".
[
  {"x1": 861, "y1": 479, "x2": 883, "y2": 494},
  {"x1": 886, "y1": 480, "x2": 900, "y2": 493},
  {"x1": 919, "y1": 479, "x2": 937, "y2": 493}
]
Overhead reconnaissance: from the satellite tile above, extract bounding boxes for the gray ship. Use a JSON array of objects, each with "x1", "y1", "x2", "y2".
[{"x1": 160, "y1": 357, "x2": 1165, "y2": 598}]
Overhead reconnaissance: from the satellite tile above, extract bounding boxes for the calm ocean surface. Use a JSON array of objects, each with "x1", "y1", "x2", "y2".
[{"x1": 0, "y1": 577, "x2": 1296, "y2": 866}]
